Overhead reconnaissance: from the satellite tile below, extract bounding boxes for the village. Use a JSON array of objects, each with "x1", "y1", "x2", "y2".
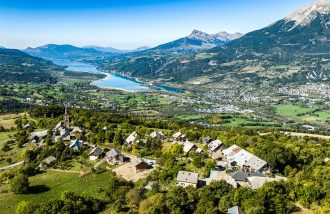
[{"x1": 22, "y1": 108, "x2": 286, "y2": 192}]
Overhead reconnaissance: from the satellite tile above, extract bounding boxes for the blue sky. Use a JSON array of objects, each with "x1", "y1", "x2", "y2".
[{"x1": 0, "y1": 0, "x2": 314, "y2": 49}]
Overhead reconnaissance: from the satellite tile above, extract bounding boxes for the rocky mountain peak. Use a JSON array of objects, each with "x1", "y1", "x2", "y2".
[{"x1": 286, "y1": 0, "x2": 330, "y2": 28}]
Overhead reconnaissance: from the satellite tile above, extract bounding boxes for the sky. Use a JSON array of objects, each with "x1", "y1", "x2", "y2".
[{"x1": 0, "y1": 0, "x2": 315, "y2": 50}]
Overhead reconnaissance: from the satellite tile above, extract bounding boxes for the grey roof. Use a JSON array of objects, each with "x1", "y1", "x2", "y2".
[
  {"x1": 89, "y1": 147, "x2": 103, "y2": 156},
  {"x1": 208, "y1": 139, "x2": 223, "y2": 152},
  {"x1": 203, "y1": 136, "x2": 212, "y2": 143},
  {"x1": 244, "y1": 155, "x2": 267, "y2": 171},
  {"x1": 228, "y1": 206, "x2": 243, "y2": 214},
  {"x1": 132, "y1": 158, "x2": 147, "y2": 167},
  {"x1": 43, "y1": 156, "x2": 57, "y2": 165},
  {"x1": 106, "y1": 148, "x2": 123, "y2": 158},
  {"x1": 230, "y1": 172, "x2": 265, "y2": 182},
  {"x1": 176, "y1": 171, "x2": 198, "y2": 184}
]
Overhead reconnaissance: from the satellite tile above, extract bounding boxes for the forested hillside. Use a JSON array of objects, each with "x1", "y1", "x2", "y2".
[{"x1": 0, "y1": 48, "x2": 64, "y2": 84}]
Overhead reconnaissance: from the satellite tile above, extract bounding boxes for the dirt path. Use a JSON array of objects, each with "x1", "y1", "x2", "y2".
[
  {"x1": 0, "y1": 161, "x2": 24, "y2": 170},
  {"x1": 283, "y1": 132, "x2": 330, "y2": 140},
  {"x1": 47, "y1": 169, "x2": 81, "y2": 174}
]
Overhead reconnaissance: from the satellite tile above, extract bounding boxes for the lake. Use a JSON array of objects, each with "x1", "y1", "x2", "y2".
[{"x1": 54, "y1": 60, "x2": 184, "y2": 93}]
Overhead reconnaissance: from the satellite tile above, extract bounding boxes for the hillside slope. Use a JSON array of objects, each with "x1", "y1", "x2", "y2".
[{"x1": 0, "y1": 48, "x2": 64, "y2": 84}]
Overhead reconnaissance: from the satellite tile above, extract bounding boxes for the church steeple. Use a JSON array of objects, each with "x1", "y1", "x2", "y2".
[{"x1": 64, "y1": 106, "x2": 70, "y2": 128}]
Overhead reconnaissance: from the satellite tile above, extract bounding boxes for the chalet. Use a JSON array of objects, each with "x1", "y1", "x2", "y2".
[
  {"x1": 132, "y1": 158, "x2": 148, "y2": 173},
  {"x1": 208, "y1": 139, "x2": 224, "y2": 153},
  {"x1": 181, "y1": 142, "x2": 198, "y2": 154},
  {"x1": 228, "y1": 206, "x2": 243, "y2": 214},
  {"x1": 71, "y1": 126, "x2": 85, "y2": 133},
  {"x1": 202, "y1": 136, "x2": 212, "y2": 144},
  {"x1": 172, "y1": 132, "x2": 187, "y2": 142},
  {"x1": 209, "y1": 139, "x2": 227, "y2": 160},
  {"x1": 149, "y1": 131, "x2": 165, "y2": 141},
  {"x1": 247, "y1": 175, "x2": 287, "y2": 190},
  {"x1": 89, "y1": 147, "x2": 103, "y2": 160},
  {"x1": 106, "y1": 149, "x2": 124, "y2": 165},
  {"x1": 69, "y1": 139, "x2": 84, "y2": 151},
  {"x1": 126, "y1": 132, "x2": 138, "y2": 145},
  {"x1": 223, "y1": 145, "x2": 269, "y2": 173},
  {"x1": 230, "y1": 172, "x2": 265, "y2": 188},
  {"x1": 38, "y1": 156, "x2": 57, "y2": 169},
  {"x1": 176, "y1": 171, "x2": 199, "y2": 188}
]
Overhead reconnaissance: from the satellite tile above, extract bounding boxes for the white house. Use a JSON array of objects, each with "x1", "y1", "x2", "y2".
[
  {"x1": 176, "y1": 171, "x2": 199, "y2": 188},
  {"x1": 223, "y1": 145, "x2": 269, "y2": 173},
  {"x1": 126, "y1": 131, "x2": 138, "y2": 144}
]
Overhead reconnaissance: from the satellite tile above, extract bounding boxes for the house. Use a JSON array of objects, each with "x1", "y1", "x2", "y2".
[
  {"x1": 38, "y1": 156, "x2": 57, "y2": 169},
  {"x1": 89, "y1": 147, "x2": 103, "y2": 160},
  {"x1": 53, "y1": 122, "x2": 65, "y2": 132},
  {"x1": 69, "y1": 139, "x2": 84, "y2": 151},
  {"x1": 71, "y1": 126, "x2": 85, "y2": 133},
  {"x1": 126, "y1": 132, "x2": 138, "y2": 145},
  {"x1": 228, "y1": 206, "x2": 243, "y2": 214},
  {"x1": 149, "y1": 131, "x2": 165, "y2": 141},
  {"x1": 202, "y1": 136, "x2": 212, "y2": 144},
  {"x1": 230, "y1": 172, "x2": 265, "y2": 188},
  {"x1": 103, "y1": 126, "x2": 108, "y2": 131},
  {"x1": 24, "y1": 123, "x2": 31, "y2": 129},
  {"x1": 208, "y1": 139, "x2": 227, "y2": 160},
  {"x1": 181, "y1": 142, "x2": 198, "y2": 154},
  {"x1": 223, "y1": 145, "x2": 269, "y2": 173},
  {"x1": 132, "y1": 158, "x2": 148, "y2": 173},
  {"x1": 247, "y1": 175, "x2": 287, "y2": 190},
  {"x1": 172, "y1": 132, "x2": 187, "y2": 142},
  {"x1": 208, "y1": 139, "x2": 224, "y2": 153},
  {"x1": 176, "y1": 171, "x2": 199, "y2": 188},
  {"x1": 106, "y1": 149, "x2": 124, "y2": 165},
  {"x1": 31, "y1": 136, "x2": 39, "y2": 143}
]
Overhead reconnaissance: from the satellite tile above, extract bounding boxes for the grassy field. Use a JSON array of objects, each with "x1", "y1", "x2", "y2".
[
  {"x1": 276, "y1": 104, "x2": 314, "y2": 117},
  {"x1": 0, "y1": 170, "x2": 113, "y2": 214},
  {"x1": 0, "y1": 132, "x2": 16, "y2": 146},
  {"x1": 276, "y1": 104, "x2": 330, "y2": 122},
  {"x1": 0, "y1": 113, "x2": 27, "y2": 129}
]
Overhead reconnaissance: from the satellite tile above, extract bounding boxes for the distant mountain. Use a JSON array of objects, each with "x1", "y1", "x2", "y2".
[
  {"x1": 150, "y1": 30, "x2": 243, "y2": 52},
  {"x1": 24, "y1": 44, "x2": 113, "y2": 61},
  {"x1": 110, "y1": 0, "x2": 330, "y2": 83},
  {"x1": 0, "y1": 48, "x2": 64, "y2": 84},
  {"x1": 84, "y1": 45, "x2": 150, "y2": 53},
  {"x1": 83, "y1": 46, "x2": 124, "y2": 53}
]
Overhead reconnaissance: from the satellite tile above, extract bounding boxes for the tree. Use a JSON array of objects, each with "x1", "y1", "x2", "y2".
[
  {"x1": 126, "y1": 189, "x2": 142, "y2": 209},
  {"x1": 16, "y1": 201, "x2": 38, "y2": 214},
  {"x1": 139, "y1": 193, "x2": 168, "y2": 214},
  {"x1": 10, "y1": 174, "x2": 29, "y2": 194},
  {"x1": 1, "y1": 142, "x2": 10, "y2": 152}
]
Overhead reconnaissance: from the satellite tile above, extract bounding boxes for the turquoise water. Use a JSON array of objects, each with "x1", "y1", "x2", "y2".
[{"x1": 54, "y1": 60, "x2": 184, "y2": 93}]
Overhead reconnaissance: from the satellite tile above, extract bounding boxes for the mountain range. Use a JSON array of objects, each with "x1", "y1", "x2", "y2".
[
  {"x1": 103, "y1": 0, "x2": 330, "y2": 84},
  {"x1": 24, "y1": 44, "x2": 113, "y2": 61},
  {"x1": 83, "y1": 46, "x2": 150, "y2": 53},
  {"x1": 148, "y1": 30, "x2": 243, "y2": 52}
]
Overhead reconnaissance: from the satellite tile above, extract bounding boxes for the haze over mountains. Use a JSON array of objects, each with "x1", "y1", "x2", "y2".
[
  {"x1": 23, "y1": 29, "x2": 242, "y2": 62},
  {"x1": 102, "y1": 0, "x2": 330, "y2": 84},
  {"x1": 2, "y1": 0, "x2": 330, "y2": 88}
]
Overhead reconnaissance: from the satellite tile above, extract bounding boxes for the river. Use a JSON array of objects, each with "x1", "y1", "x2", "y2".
[{"x1": 54, "y1": 60, "x2": 184, "y2": 93}]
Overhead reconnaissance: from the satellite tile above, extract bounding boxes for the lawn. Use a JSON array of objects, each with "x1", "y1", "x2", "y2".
[
  {"x1": 276, "y1": 104, "x2": 315, "y2": 117},
  {"x1": 0, "y1": 132, "x2": 16, "y2": 149},
  {"x1": 0, "y1": 170, "x2": 113, "y2": 214}
]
